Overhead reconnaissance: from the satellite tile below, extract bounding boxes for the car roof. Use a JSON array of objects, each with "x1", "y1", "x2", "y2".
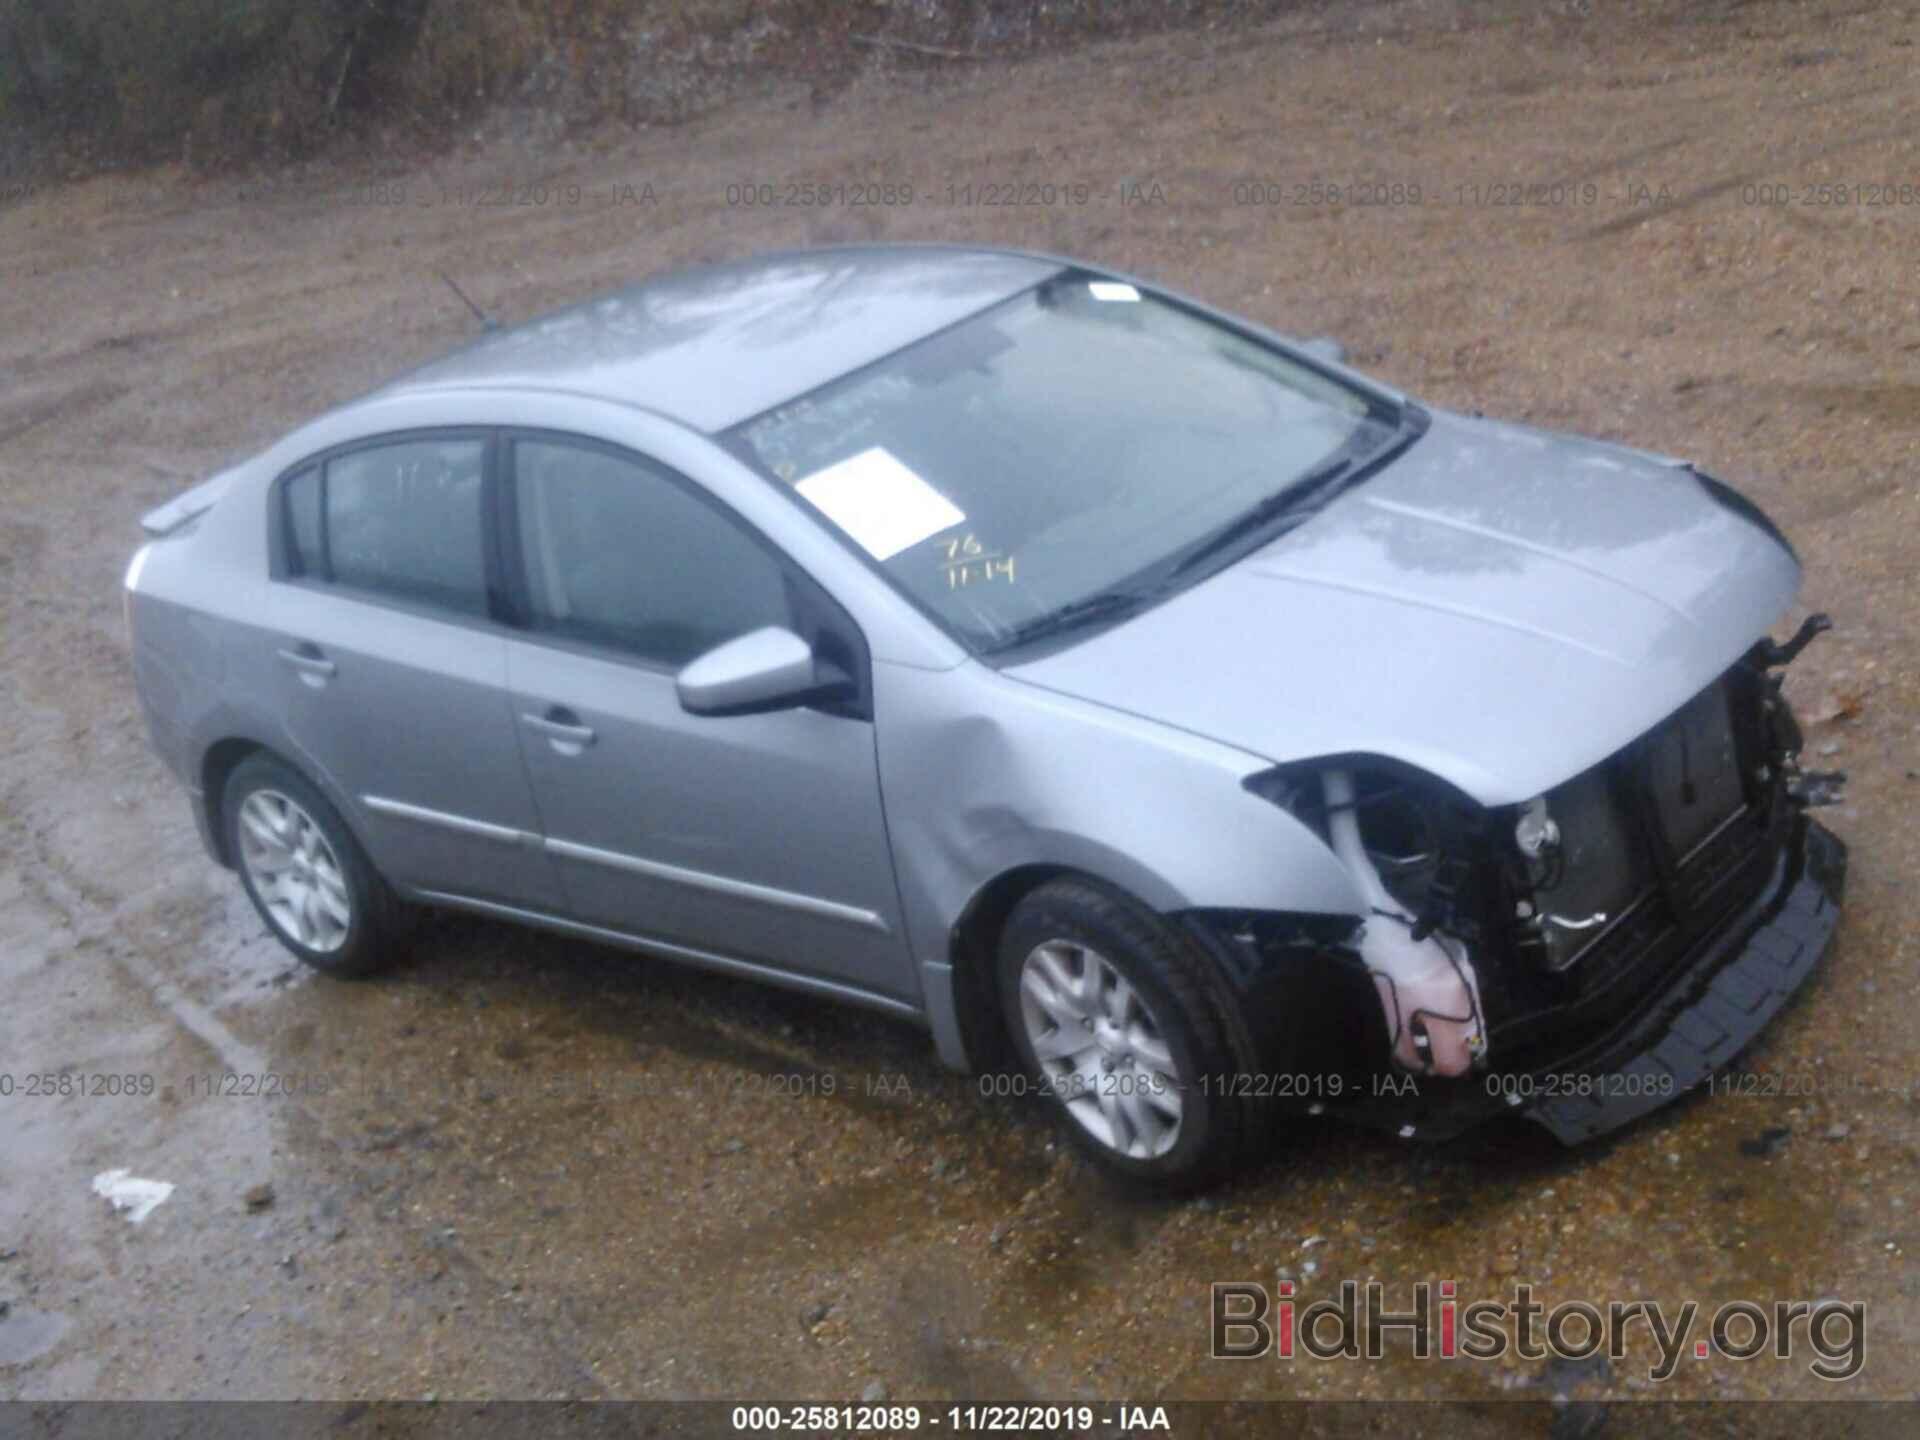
[{"x1": 381, "y1": 245, "x2": 1066, "y2": 433}]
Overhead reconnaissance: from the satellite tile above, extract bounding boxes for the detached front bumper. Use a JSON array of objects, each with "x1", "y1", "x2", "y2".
[
  {"x1": 1524, "y1": 817, "x2": 1844, "y2": 1144},
  {"x1": 1326, "y1": 816, "x2": 1846, "y2": 1144}
]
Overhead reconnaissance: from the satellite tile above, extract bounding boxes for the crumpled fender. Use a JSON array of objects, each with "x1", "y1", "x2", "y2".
[{"x1": 873, "y1": 661, "x2": 1367, "y2": 1006}]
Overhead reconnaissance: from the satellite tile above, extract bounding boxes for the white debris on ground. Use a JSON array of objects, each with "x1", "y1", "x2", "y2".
[{"x1": 91, "y1": 1170, "x2": 175, "y2": 1224}]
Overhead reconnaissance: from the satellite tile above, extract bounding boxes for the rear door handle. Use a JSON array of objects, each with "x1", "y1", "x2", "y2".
[
  {"x1": 522, "y1": 707, "x2": 597, "y2": 753},
  {"x1": 276, "y1": 644, "x2": 336, "y2": 685}
]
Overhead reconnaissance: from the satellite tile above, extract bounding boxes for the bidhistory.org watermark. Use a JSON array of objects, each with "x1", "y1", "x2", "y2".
[{"x1": 1212, "y1": 1280, "x2": 1865, "y2": 1382}]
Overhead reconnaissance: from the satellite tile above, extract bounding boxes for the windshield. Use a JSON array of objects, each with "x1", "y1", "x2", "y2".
[{"x1": 727, "y1": 275, "x2": 1403, "y2": 653}]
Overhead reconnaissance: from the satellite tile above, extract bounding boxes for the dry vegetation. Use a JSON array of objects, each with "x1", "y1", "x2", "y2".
[{"x1": 0, "y1": 0, "x2": 1326, "y2": 179}]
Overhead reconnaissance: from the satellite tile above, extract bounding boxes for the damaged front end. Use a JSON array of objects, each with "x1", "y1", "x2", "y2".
[{"x1": 1190, "y1": 617, "x2": 1848, "y2": 1145}]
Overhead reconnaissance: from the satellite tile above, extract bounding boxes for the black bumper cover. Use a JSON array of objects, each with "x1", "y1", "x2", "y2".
[
  {"x1": 1526, "y1": 817, "x2": 1845, "y2": 1144},
  {"x1": 1332, "y1": 817, "x2": 1847, "y2": 1145}
]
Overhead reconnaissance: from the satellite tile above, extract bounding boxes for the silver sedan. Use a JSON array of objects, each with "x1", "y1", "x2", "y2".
[{"x1": 126, "y1": 246, "x2": 1846, "y2": 1187}]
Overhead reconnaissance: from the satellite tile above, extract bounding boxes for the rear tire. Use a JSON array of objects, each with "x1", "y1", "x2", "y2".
[
  {"x1": 223, "y1": 753, "x2": 404, "y2": 978},
  {"x1": 996, "y1": 878, "x2": 1263, "y2": 1190}
]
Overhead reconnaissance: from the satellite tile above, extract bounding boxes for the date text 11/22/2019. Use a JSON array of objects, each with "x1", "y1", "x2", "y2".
[{"x1": 728, "y1": 1404, "x2": 1171, "y2": 1431}]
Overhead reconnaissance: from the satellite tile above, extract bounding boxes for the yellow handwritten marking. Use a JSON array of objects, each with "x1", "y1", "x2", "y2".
[{"x1": 944, "y1": 554, "x2": 1017, "y2": 588}]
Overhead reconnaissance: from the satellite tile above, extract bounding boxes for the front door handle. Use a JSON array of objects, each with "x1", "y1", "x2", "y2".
[
  {"x1": 276, "y1": 643, "x2": 336, "y2": 687},
  {"x1": 522, "y1": 707, "x2": 597, "y2": 754}
]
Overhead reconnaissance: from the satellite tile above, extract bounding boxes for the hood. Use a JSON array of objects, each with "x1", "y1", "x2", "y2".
[{"x1": 1005, "y1": 410, "x2": 1800, "y2": 806}]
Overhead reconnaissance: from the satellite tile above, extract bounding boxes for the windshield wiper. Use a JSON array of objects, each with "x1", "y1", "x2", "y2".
[
  {"x1": 994, "y1": 588, "x2": 1158, "y2": 650},
  {"x1": 990, "y1": 454, "x2": 1372, "y2": 653},
  {"x1": 1165, "y1": 455, "x2": 1355, "y2": 582}
]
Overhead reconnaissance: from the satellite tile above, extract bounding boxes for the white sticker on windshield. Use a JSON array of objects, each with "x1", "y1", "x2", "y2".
[
  {"x1": 1087, "y1": 281, "x2": 1141, "y2": 302},
  {"x1": 795, "y1": 447, "x2": 965, "y2": 560}
]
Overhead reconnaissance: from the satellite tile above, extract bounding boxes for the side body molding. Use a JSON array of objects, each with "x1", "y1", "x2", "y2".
[{"x1": 361, "y1": 795, "x2": 891, "y2": 934}]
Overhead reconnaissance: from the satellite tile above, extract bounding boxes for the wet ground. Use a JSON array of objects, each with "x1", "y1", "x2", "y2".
[{"x1": 2, "y1": 0, "x2": 1917, "y2": 1413}]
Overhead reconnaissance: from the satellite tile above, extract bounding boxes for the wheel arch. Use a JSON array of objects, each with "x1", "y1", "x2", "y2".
[
  {"x1": 941, "y1": 859, "x2": 1382, "y2": 1088},
  {"x1": 196, "y1": 733, "x2": 373, "y2": 872},
  {"x1": 199, "y1": 737, "x2": 265, "y2": 867},
  {"x1": 945, "y1": 863, "x2": 1076, "y2": 1074},
  {"x1": 942, "y1": 861, "x2": 1281, "y2": 1078}
]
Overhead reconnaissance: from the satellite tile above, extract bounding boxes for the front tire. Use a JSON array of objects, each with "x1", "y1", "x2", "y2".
[
  {"x1": 996, "y1": 878, "x2": 1262, "y2": 1190},
  {"x1": 223, "y1": 753, "x2": 403, "y2": 977}
]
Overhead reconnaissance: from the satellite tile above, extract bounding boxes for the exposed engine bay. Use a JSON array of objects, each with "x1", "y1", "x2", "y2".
[{"x1": 1265, "y1": 615, "x2": 1844, "y2": 1129}]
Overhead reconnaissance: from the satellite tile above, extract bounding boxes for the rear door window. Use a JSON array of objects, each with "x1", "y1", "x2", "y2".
[
  {"x1": 326, "y1": 439, "x2": 488, "y2": 615},
  {"x1": 280, "y1": 437, "x2": 490, "y2": 618}
]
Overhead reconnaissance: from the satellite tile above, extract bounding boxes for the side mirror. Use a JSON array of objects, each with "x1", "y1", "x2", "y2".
[
  {"x1": 675, "y1": 626, "x2": 847, "y2": 717},
  {"x1": 1298, "y1": 335, "x2": 1348, "y2": 365}
]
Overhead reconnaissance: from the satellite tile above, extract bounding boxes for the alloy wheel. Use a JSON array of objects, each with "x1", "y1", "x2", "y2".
[
  {"x1": 236, "y1": 789, "x2": 352, "y2": 953},
  {"x1": 1017, "y1": 938, "x2": 1186, "y2": 1159}
]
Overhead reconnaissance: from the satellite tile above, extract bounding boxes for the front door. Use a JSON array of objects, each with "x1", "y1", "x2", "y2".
[{"x1": 499, "y1": 434, "x2": 914, "y2": 1000}]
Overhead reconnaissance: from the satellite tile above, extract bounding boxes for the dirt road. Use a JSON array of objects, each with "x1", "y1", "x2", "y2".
[{"x1": 2, "y1": 0, "x2": 1917, "y2": 1415}]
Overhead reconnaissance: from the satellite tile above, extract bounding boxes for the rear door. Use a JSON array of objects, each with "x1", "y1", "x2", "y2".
[
  {"x1": 268, "y1": 432, "x2": 565, "y2": 911},
  {"x1": 498, "y1": 433, "x2": 915, "y2": 1001}
]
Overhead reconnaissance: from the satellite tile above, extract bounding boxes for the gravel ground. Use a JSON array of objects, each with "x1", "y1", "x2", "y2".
[{"x1": 1, "y1": 0, "x2": 1916, "y2": 1417}]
